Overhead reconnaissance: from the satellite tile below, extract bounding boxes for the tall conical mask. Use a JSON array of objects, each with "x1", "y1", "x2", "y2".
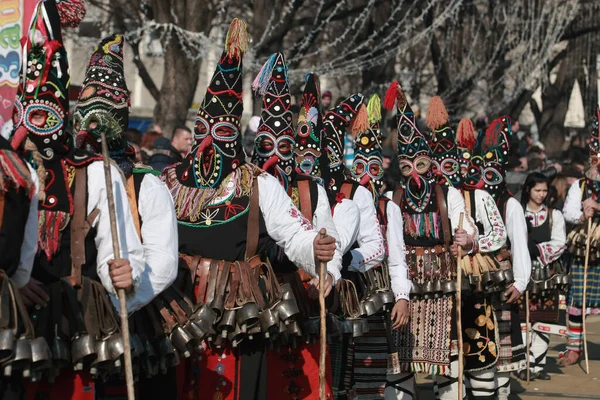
[
  {"x1": 74, "y1": 34, "x2": 134, "y2": 166},
  {"x1": 426, "y1": 96, "x2": 460, "y2": 188},
  {"x1": 351, "y1": 94, "x2": 384, "y2": 196},
  {"x1": 322, "y1": 93, "x2": 366, "y2": 193},
  {"x1": 11, "y1": 0, "x2": 82, "y2": 160},
  {"x1": 176, "y1": 19, "x2": 249, "y2": 188},
  {"x1": 479, "y1": 116, "x2": 513, "y2": 198},
  {"x1": 294, "y1": 73, "x2": 324, "y2": 183},
  {"x1": 384, "y1": 81, "x2": 432, "y2": 209},
  {"x1": 251, "y1": 53, "x2": 294, "y2": 191}
]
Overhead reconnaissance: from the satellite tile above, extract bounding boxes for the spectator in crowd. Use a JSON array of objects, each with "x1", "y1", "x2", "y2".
[
  {"x1": 131, "y1": 143, "x2": 142, "y2": 163},
  {"x1": 242, "y1": 115, "x2": 261, "y2": 159},
  {"x1": 171, "y1": 126, "x2": 193, "y2": 158},
  {"x1": 550, "y1": 174, "x2": 569, "y2": 210},
  {"x1": 145, "y1": 123, "x2": 162, "y2": 136},
  {"x1": 125, "y1": 128, "x2": 142, "y2": 146},
  {"x1": 140, "y1": 128, "x2": 163, "y2": 163},
  {"x1": 321, "y1": 90, "x2": 332, "y2": 110},
  {"x1": 149, "y1": 137, "x2": 179, "y2": 172}
]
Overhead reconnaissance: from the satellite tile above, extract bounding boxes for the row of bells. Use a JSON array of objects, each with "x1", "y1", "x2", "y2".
[
  {"x1": 568, "y1": 232, "x2": 600, "y2": 259},
  {"x1": 409, "y1": 269, "x2": 515, "y2": 299}
]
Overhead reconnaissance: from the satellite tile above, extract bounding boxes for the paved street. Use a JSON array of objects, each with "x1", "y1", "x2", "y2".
[{"x1": 415, "y1": 316, "x2": 600, "y2": 399}]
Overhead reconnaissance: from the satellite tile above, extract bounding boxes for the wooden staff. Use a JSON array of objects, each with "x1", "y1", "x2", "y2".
[
  {"x1": 100, "y1": 131, "x2": 135, "y2": 399},
  {"x1": 456, "y1": 213, "x2": 465, "y2": 400},
  {"x1": 582, "y1": 216, "x2": 592, "y2": 374},
  {"x1": 319, "y1": 230, "x2": 327, "y2": 400},
  {"x1": 525, "y1": 290, "x2": 531, "y2": 384}
]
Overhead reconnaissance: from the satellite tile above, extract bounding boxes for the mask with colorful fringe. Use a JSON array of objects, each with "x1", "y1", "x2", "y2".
[
  {"x1": 251, "y1": 53, "x2": 294, "y2": 192},
  {"x1": 176, "y1": 19, "x2": 249, "y2": 189},
  {"x1": 351, "y1": 94, "x2": 384, "y2": 196},
  {"x1": 456, "y1": 118, "x2": 483, "y2": 191}
]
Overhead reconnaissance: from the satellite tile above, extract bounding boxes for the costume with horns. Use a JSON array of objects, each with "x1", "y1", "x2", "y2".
[
  {"x1": 11, "y1": 1, "x2": 145, "y2": 398},
  {"x1": 160, "y1": 20, "x2": 328, "y2": 400},
  {"x1": 322, "y1": 93, "x2": 385, "y2": 398},
  {"x1": 251, "y1": 55, "x2": 343, "y2": 399},
  {"x1": 350, "y1": 94, "x2": 408, "y2": 399},
  {"x1": 73, "y1": 35, "x2": 180, "y2": 399},
  {"x1": 429, "y1": 109, "x2": 509, "y2": 399},
  {"x1": 472, "y1": 116, "x2": 530, "y2": 399},
  {"x1": 383, "y1": 82, "x2": 477, "y2": 400},
  {"x1": 561, "y1": 106, "x2": 600, "y2": 363}
]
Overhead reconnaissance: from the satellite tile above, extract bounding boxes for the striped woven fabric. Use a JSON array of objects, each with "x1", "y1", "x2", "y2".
[
  {"x1": 569, "y1": 261, "x2": 600, "y2": 308},
  {"x1": 353, "y1": 314, "x2": 390, "y2": 399}
]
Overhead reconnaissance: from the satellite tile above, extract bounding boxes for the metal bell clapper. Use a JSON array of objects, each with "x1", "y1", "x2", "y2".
[
  {"x1": 275, "y1": 299, "x2": 300, "y2": 323},
  {"x1": 90, "y1": 339, "x2": 111, "y2": 376},
  {"x1": 217, "y1": 310, "x2": 237, "y2": 339},
  {"x1": 170, "y1": 326, "x2": 193, "y2": 358},
  {"x1": 71, "y1": 334, "x2": 96, "y2": 371},
  {"x1": 107, "y1": 333, "x2": 125, "y2": 369},
  {"x1": 229, "y1": 324, "x2": 245, "y2": 348},
  {"x1": 0, "y1": 329, "x2": 15, "y2": 361},
  {"x1": 51, "y1": 336, "x2": 70, "y2": 371},
  {"x1": 237, "y1": 303, "x2": 260, "y2": 333},
  {"x1": 258, "y1": 308, "x2": 278, "y2": 339},
  {"x1": 30, "y1": 337, "x2": 52, "y2": 374},
  {"x1": 11, "y1": 338, "x2": 32, "y2": 377}
]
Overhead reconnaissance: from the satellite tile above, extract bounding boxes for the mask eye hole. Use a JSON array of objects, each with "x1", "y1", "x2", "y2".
[
  {"x1": 369, "y1": 164, "x2": 381, "y2": 177},
  {"x1": 278, "y1": 141, "x2": 292, "y2": 155},
  {"x1": 260, "y1": 138, "x2": 274, "y2": 151},
  {"x1": 29, "y1": 110, "x2": 47, "y2": 127}
]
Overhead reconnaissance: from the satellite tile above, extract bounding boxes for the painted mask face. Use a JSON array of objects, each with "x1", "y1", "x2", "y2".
[
  {"x1": 351, "y1": 128, "x2": 384, "y2": 191},
  {"x1": 294, "y1": 73, "x2": 324, "y2": 183},
  {"x1": 479, "y1": 116, "x2": 513, "y2": 198},
  {"x1": 590, "y1": 107, "x2": 600, "y2": 167},
  {"x1": 251, "y1": 53, "x2": 295, "y2": 191},
  {"x1": 429, "y1": 125, "x2": 460, "y2": 187},
  {"x1": 74, "y1": 35, "x2": 131, "y2": 157},
  {"x1": 462, "y1": 154, "x2": 484, "y2": 190},
  {"x1": 12, "y1": 42, "x2": 70, "y2": 160}
]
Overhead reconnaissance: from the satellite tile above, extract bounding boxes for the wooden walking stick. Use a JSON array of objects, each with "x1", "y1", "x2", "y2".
[
  {"x1": 456, "y1": 213, "x2": 465, "y2": 400},
  {"x1": 582, "y1": 216, "x2": 592, "y2": 375},
  {"x1": 319, "y1": 230, "x2": 328, "y2": 400},
  {"x1": 525, "y1": 290, "x2": 531, "y2": 384},
  {"x1": 100, "y1": 131, "x2": 135, "y2": 399}
]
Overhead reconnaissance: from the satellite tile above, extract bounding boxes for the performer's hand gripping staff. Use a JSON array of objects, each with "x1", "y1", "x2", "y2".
[{"x1": 100, "y1": 131, "x2": 135, "y2": 400}]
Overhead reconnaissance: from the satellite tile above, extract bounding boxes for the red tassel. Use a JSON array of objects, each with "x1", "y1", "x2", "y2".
[
  {"x1": 485, "y1": 119, "x2": 501, "y2": 148},
  {"x1": 383, "y1": 81, "x2": 399, "y2": 111},
  {"x1": 456, "y1": 118, "x2": 476, "y2": 150},
  {"x1": 426, "y1": 96, "x2": 448, "y2": 130}
]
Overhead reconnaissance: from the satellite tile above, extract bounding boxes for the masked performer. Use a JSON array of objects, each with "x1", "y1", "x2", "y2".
[
  {"x1": 73, "y1": 34, "x2": 179, "y2": 398},
  {"x1": 430, "y1": 111, "x2": 507, "y2": 399},
  {"x1": 250, "y1": 53, "x2": 345, "y2": 398},
  {"x1": 383, "y1": 82, "x2": 477, "y2": 400},
  {"x1": 471, "y1": 116, "x2": 531, "y2": 400},
  {"x1": 349, "y1": 94, "x2": 408, "y2": 399},
  {"x1": 159, "y1": 20, "x2": 336, "y2": 400},
  {"x1": 0, "y1": 135, "x2": 39, "y2": 398},
  {"x1": 11, "y1": 2, "x2": 145, "y2": 398},
  {"x1": 516, "y1": 172, "x2": 566, "y2": 381},
  {"x1": 321, "y1": 93, "x2": 385, "y2": 398},
  {"x1": 561, "y1": 107, "x2": 600, "y2": 366}
]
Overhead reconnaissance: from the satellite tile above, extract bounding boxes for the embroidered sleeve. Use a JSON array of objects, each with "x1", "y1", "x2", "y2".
[
  {"x1": 386, "y1": 201, "x2": 410, "y2": 301},
  {"x1": 563, "y1": 180, "x2": 583, "y2": 224},
  {"x1": 475, "y1": 190, "x2": 507, "y2": 253},
  {"x1": 349, "y1": 185, "x2": 385, "y2": 272},
  {"x1": 505, "y1": 198, "x2": 531, "y2": 293},
  {"x1": 537, "y1": 209, "x2": 567, "y2": 266},
  {"x1": 258, "y1": 173, "x2": 318, "y2": 277}
]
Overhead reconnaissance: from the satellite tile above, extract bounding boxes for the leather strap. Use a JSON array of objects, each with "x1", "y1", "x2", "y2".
[
  {"x1": 298, "y1": 180, "x2": 313, "y2": 222},
  {"x1": 245, "y1": 177, "x2": 260, "y2": 260},
  {"x1": 70, "y1": 167, "x2": 88, "y2": 288},
  {"x1": 214, "y1": 261, "x2": 231, "y2": 302},
  {"x1": 205, "y1": 259, "x2": 220, "y2": 306},
  {"x1": 161, "y1": 289, "x2": 189, "y2": 326},
  {"x1": 196, "y1": 259, "x2": 212, "y2": 304},
  {"x1": 435, "y1": 184, "x2": 451, "y2": 247},
  {"x1": 225, "y1": 263, "x2": 240, "y2": 309},
  {"x1": 126, "y1": 176, "x2": 142, "y2": 240}
]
